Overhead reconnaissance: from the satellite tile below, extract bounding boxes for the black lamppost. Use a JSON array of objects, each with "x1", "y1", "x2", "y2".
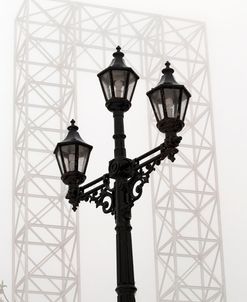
[{"x1": 54, "y1": 46, "x2": 191, "y2": 302}]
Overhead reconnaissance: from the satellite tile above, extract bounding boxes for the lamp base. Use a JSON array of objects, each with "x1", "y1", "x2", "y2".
[
  {"x1": 106, "y1": 98, "x2": 131, "y2": 112},
  {"x1": 157, "y1": 118, "x2": 184, "y2": 133},
  {"x1": 61, "y1": 171, "x2": 86, "y2": 186}
]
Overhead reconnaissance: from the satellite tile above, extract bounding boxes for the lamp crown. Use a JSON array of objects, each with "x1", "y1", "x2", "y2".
[
  {"x1": 162, "y1": 61, "x2": 174, "y2": 75},
  {"x1": 113, "y1": 46, "x2": 124, "y2": 58},
  {"x1": 110, "y1": 46, "x2": 126, "y2": 68},
  {"x1": 63, "y1": 120, "x2": 85, "y2": 144},
  {"x1": 156, "y1": 61, "x2": 177, "y2": 85},
  {"x1": 68, "y1": 119, "x2": 78, "y2": 131}
]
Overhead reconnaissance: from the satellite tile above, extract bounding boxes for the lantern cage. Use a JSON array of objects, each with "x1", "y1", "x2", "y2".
[
  {"x1": 54, "y1": 120, "x2": 93, "y2": 186},
  {"x1": 147, "y1": 62, "x2": 191, "y2": 134},
  {"x1": 97, "y1": 46, "x2": 139, "y2": 112}
]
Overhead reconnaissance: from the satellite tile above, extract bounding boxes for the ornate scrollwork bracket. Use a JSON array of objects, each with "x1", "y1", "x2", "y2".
[
  {"x1": 66, "y1": 174, "x2": 115, "y2": 214},
  {"x1": 128, "y1": 161, "x2": 156, "y2": 203},
  {"x1": 128, "y1": 133, "x2": 182, "y2": 203},
  {"x1": 65, "y1": 133, "x2": 182, "y2": 212}
]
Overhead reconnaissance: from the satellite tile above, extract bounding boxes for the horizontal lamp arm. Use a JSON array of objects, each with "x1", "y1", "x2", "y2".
[
  {"x1": 134, "y1": 144, "x2": 161, "y2": 163},
  {"x1": 80, "y1": 174, "x2": 109, "y2": 191},
  {"x1": 134, "y1": 132, "x2": 182, "y2": 169},
  {"x1": 66, "y1": 173, "x2": 115, "y2": 214}
]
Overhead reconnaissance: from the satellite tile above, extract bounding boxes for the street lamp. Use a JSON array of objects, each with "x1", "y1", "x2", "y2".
[
  {"x1": 54, "y1": 46, "x2": 191, "y2": 302},
  {"x1": 54, "y1": 120, "x2": 92, "y2": 186},
  {"x1": 146, "y1": 61, "x2": 190, "y2": 135}
]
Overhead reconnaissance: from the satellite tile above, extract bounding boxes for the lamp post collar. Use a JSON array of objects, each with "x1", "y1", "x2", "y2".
[{"x1": 158, "y1": 61, "x2": 178, "y2": 85}]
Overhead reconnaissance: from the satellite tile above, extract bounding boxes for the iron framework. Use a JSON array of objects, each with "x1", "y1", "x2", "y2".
[
  {"x1": 14, "y1": 1, "x2": 81, "y2": 301},
  {"x1": 13, "y1": 0, "x2": 226, "y2": 301}
]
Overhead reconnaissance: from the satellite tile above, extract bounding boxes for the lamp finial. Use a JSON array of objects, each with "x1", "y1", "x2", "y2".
[
  {"x1": 113, "y1": 46, "x2": 124, "y2": 58},
  {"x1": 162, "y1": 61, "x2": 174, "y2": 75},
  {"x1": 165, "y1": 61, "x2": 171, "y2": 69},
  {"x1": 68, "y1": 119, "x2": 78, "y2": 131}
]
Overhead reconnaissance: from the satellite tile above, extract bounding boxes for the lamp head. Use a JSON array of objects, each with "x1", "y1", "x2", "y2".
[
  {"x1": 97, "y1": 46, "x2": 139, "y2": 112},
  {"x1": 54, "y1": 120, "x2": 93, "y2": 186},
  {"x1": 147, "y1": 61, "x2": 191, "y2": 134}
]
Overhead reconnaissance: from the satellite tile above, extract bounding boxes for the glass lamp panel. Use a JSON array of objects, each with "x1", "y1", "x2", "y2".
[
  {"x1": 180, "y1": 91, "x2": 189, "y2": 121},
  {"x1": 78, "y1": 145, "x2": 90, "y2": 174},
  {"x1": 127, "y1": 72, "x2": 137, "y2": 101},
  {"x1": 61, "y1": 144, "x2": 76, "y2": 172},
  {"x1": 112, "y1": 70, "x2": 128, "y2": 98},
  {"x1": 100, "y1": 71, "x2": 112, "y2": 100},
  {"x1": 150, "y1": 89, "x2": 164, "y2": 121},
  {"x1": 56, "y1": 147, "x2": 64, "y2": 174},
  {"x1": 163, "y1": 88, "x2": 180, "y2": 118}
]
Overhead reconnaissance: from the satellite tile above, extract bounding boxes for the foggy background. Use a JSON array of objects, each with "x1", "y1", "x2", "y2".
[{"x1": 0, "y1": 0, "x2": 247, "y2": 301}]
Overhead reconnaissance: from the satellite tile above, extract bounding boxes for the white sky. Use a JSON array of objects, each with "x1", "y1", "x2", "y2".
[{"x1": 0, "y1": 0, "x2": 247, "y2": 301}]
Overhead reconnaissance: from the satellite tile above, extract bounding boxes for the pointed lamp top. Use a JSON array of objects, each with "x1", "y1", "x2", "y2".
[
  {"x1": 62, "y1": 119, "x2": 85, "y2": 144},
  {"x1": 157, "y1": 61, "x2": 178, "y2": 85},
  {"x1": 68, "y1": 119, "x2": 78, "y2": 130},
  {"x1": 109, "y1": 46, "x2": 127, "y2": 68}
]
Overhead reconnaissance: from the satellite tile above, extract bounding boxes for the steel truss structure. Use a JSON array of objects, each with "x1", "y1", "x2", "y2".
[
  {"x1": 14, "y1": 1, "x2": 81, "y2": 301},
  {"x1": 13, "y1": 0, "x2": 226, "y2": 301}
]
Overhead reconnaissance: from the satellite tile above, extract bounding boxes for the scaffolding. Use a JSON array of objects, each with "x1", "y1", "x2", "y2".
[
  {"x1": 13, "y1": 0, "x2": 226, "y2": 301},
  {"x1": 14, "y1": 1, "x2": 80, "y2": 301}
]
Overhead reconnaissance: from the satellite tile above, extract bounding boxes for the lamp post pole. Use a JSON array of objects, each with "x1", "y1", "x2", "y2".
[
  {"x1": 54, "y1": 46, "x2": 191, "y2": 302},
  {"x1": 112, "y1": 110, "x2": 136, "y2": 302}
]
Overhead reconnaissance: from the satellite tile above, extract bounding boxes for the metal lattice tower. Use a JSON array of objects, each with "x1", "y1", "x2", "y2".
[
  {"x1": 14, "y1": 1, "x2": 81, "y2": 300},
  {"x1": 13, "y1": 0, "x2": 226, "y2": 301}
]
